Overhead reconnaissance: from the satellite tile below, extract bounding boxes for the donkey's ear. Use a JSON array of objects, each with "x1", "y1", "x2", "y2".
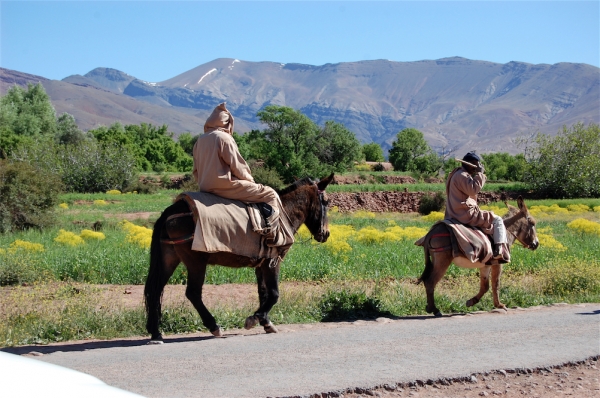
[
  {"x1": 317, "y1": 173, "x2": 334, "y2": 191},
  {"x1": 517, "y1": 195, "x2": 529, "y2": 214}
]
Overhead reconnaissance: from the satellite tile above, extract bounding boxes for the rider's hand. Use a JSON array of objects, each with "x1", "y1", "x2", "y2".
[{"x1": 476, "y1": 163, "x2": 485, "y2": 174}]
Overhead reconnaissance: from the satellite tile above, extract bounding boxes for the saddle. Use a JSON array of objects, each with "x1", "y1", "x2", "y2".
[
  {"x1": 177, "y1": 192, "x2": 293, "y2": 260},
  {"x1": 416, "y1": 219, "x2": 509, "y2": 266}
]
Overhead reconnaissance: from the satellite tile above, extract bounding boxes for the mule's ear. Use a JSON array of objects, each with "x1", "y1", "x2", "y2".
[
  {"x1": 517, "y1": 195, "x2": 529, "y2": 214},
  {"x1": 317, "y1": 173, "x2": 334, "y2": 191}
]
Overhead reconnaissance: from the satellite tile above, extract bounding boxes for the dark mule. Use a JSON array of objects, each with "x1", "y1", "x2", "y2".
[
  {"x1": 418, "y1": 196, "x2": 539, "y2": 316},
  {"x1": 144, "y1": 175, "x2": 333, "y2": 342}
]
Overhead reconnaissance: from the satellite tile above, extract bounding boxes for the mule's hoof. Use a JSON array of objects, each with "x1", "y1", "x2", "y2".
[
  {"x1": 466, "y1": 298, "x2": 479, "y2": 307},
  {"x1": 147, "y1": 339, "x2": 164, "y2": 345},
  {"x1": 244, "y1": 316, "x2": 259, "y2": 330},
  {"x1": 433, "y1": 311, "x2": 443, "y2": 317},
  {"x1": 263, "y1": 322, "x2": 278, "y2": 333},
  {"x1": 210, "y1": 326, "x2": 224, "y2": 337}
]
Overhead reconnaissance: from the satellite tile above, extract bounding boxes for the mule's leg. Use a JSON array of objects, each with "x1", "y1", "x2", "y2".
[
  {"x1": 181, "y1": 254, "x2": 223, "y2": 337},
  {"x1": 245, "y1": 259, "x2": 280, "y2": 333},
  {"x1": 491, "y1": 264, "x2": 507, "y2": 310},
  {"x1": 423, "y1": 252, "x2": 452, "y2": 317},
  {"x1": 146, "y1": 243, "x2": 180, "y2": 343},
  {"x1": 466, "y1": 266, "x2": 491, "y2": 308}
]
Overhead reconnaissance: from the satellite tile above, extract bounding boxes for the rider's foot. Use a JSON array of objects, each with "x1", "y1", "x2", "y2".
[{"x1": 492, "y1": 243, "x2": 503, "y2": 260}]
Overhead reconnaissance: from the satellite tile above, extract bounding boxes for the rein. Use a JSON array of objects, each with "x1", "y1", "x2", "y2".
[{"x1": 506, "y1": 211, "x2": 532, "y2": 249}]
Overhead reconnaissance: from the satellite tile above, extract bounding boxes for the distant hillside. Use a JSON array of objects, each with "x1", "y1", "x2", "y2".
[{"x1": 2, "y1": 57, "x2": 599, "y2": 155}]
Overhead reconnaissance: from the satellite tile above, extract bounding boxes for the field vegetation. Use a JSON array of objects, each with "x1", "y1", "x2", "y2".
[{"x1": 1, "y1": 189, "x2": 598, "y2": 346}]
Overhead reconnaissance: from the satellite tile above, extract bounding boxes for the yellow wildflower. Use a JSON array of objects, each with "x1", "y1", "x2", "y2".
[
  {"x1": 594, "y1": 206, "x2": 600, "y2": 213},
  {"x1": 106, "y1": 190, "x2": 121, "y2": 195},
  {"x1": 421, "y1": 211, "x2": 444, "y2": 223},
  {"x1": 58, "y1": 203, "x2": 69, "y2": 209},
  {"x1": 352, "y1": 210, "x2": 376, "y2": 219},
  {"x1": 8, "y1": 239, "x2": 45, "y2": 253},
  {"x1": 80, "y1": 229, "x2": 106, "y2": 241},
  {"x1": 119, "y1": 220, "x2": 153, "y2": 249},
  {"x1": 54, "y1": 229, "x2": 85, "y2": 246},
  {"x1": 296, "y1": 224, "x2": 312, "y2": 240},
  {"x1": 567, "y1": 204, "x2": 590, "y2": 213},
  {"x1": 480, "y1": 205, "x2": 509, "y2": 217},
  {"x1": 536, "y1": 233, "x2": 566, "y2": 251},
  {"x1": 93, "y1": 199, "x2": 108, "y2": 206},
  {"x1": 567, "y1": 218, "x2": 600, "y2": 237}
]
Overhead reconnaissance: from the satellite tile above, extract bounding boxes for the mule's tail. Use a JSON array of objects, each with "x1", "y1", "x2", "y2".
[
  {"x1": 416, "y1": 233, "x2": 433, "y2": 285},
  {"x1": 144, "y1": 206, "x2": 171, "y2": 339}
]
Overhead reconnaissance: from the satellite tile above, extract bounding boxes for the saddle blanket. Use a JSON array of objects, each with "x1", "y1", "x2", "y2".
[
  {"x1": 176, "y1": 192, "x2": 293, "y2": 260},
  {"x1": 415, "y1": 219, "x2": 494, "y2": 265}
]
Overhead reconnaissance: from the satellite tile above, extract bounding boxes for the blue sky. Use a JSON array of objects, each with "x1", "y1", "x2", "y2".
[{"x1": 1, "y1": 1, "x2": 599, "y2": 82}]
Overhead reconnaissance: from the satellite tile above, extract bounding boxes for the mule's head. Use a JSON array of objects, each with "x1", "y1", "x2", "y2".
[
  {"x1": 304, "y1": 173, "x2": 333, "y2": 243},
  {"x1": 505, "y1": 196, "x2": 539, "y2": 250}
]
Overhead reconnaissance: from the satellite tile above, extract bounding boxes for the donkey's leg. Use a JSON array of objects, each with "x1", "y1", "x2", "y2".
[
  {"x1": 182, "y1": 255, "x2": 223, "y2": 337},
  {"x1": 146, "y1": 244, "x2": 180, "y2": 343},
  {"x1": 466, "y1": 266, "x2": 491, "y2": 308},
  {"x1": 491, "y1": 264, "x2": 507, "y2": 310},
  {"x1": 246, "y1": 259, "x2": 280, "y2": 333},
  {"x1": 423, "y1": 252, "x2": 452, "y2": 317}
]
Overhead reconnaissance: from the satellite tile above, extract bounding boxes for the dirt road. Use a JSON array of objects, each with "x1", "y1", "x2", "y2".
[{"x1": 6, "y1": 303, "x2": 599, "y2": 398}]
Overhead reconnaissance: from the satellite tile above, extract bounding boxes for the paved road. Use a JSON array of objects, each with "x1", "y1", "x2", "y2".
[{"x1": 9, "y1": 304, "x2": 600, "y2": 398}]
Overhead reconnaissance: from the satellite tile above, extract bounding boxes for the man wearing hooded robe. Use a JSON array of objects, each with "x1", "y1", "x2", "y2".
[{"x1": 192, "y1": 103, "x2": 291, "y2": 247}]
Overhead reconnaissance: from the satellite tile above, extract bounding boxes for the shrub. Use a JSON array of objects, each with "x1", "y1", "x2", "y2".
[
  {"x1": 248, "y1": 161, "x2": 284, "y2": 189},
  {"x1": 318, "y1": 289, "x2": 391, "y2": 321},
  {"x1": 372, "y1": 162, "x2": 385, "y2": 172},
  {"x1": 0, "y1": 159, "x2": 62, "y2": 233},
  {"x1": 418, "y1": 191, "x2": 446, "y2": 215},
  {"x1": 521, "y1": 122, "x2": 600, "y2": 198},
  {"x1": 12, "y1": 138, "x2": 137, "y2": 193}
]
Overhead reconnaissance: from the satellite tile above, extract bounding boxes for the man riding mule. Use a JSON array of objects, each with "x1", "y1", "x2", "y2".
[
  {"x1": 192, "y1": 102, "x2": 294, "y2": 252},
  {"x1": 446, "y1": 152, "x2": 508, "y2": 262},
  {"x1": 415, "y1": 152, "x2": 540, "y2": 316},
  {"x1": 144, "y1": 102, "x2": 333, "y2": 342}
]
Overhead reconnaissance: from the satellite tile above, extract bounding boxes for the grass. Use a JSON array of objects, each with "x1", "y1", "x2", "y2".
[{"x1": 0, "y1": 192, "x2": 599, "y2": 346}]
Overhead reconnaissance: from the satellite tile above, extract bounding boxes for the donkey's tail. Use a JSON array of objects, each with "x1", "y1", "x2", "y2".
[
  {"x1": 416, "y1": 232, "x2": 434, "y2": 284},
  {"x1": 144, "y1": 205, "x2": 171, "y2": 338}
]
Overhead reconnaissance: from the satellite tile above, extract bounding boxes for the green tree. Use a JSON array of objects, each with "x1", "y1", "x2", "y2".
[
  {"x1": 0, "y1": 83, "x2": 56, "y2": 137},
  {"x1": 0, "y1": 159, "x2": 63, "y2": 232},
  {"x1": 0, "y1": 83, "x2": 57, "y2": 157},
  {"x1": 314, "y1": 121, "x2": 362, "y2": 173},
  {"x1": 256, "y1": 105, "x2": 322, "y2": 182},
  {"x1": 521, "y1": 122, "x2": 600, "y2": 198},
  {"x1": 177, "y1": 132, "x2": 199, "y2": 156},
  {"x1": 90, "y1": 123, "x2": 193, "y2": 172},
  {"x1": 362, "y1": 142, "x2": 385, "y2": 162},
  {"x1": 388, "y1": 128, "x2": 437, "y2": 172},
  {"x1": 55, "y1": 113, "x2": 89, "y2": 145},
  {"x1": 480, "y1": 152, "x2": 526, "y2": 181}
]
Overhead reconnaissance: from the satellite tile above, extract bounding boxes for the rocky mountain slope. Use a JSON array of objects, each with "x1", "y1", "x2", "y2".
[{"x1": 2, "y1": 57, "x2": 598, "y2": 155}]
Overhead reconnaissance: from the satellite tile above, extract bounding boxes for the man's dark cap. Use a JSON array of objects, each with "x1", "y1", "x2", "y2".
[{"x1": 463, "y1": 152, "x2": 481, "y2": 164}]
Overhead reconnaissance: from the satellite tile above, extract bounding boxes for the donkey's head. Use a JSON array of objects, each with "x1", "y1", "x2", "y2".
[
  {"x1": 504, "y1": 196, "x2": 539, "y2": 250},
  {"x1": 304, "y1": 173, "x2": 333, "y2": 243}
]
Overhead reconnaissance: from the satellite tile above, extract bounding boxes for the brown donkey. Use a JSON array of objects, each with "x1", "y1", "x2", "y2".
[
  {"x1": 418, "y1": 196, "x2": 539, "y2": 316},
  {"x1": 144, "y1": 175, "x2": 333, "y2": 342}
]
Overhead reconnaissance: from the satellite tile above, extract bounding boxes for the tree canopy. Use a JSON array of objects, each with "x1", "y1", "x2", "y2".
[
  {"x1": 521, "y1": 122, "x2": 600, "y2": 198},
  {"x1": 388, "y1": 128, "x2": 441, "y2": 174}
]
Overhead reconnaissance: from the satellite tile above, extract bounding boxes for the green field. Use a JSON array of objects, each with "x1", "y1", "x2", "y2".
[{"x1": 1, "y1": 190, "x2": 599, "y2": 346}]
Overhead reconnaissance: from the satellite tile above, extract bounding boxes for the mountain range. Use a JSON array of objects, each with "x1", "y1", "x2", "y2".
[{"x1": 1, "y1": 57, "x2": 598, "y2": 155}]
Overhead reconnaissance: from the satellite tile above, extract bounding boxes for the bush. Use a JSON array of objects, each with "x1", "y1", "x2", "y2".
[
  {"x1": 12, "y1": 138, "x2": 137, "y2": 193},
  {"x1": 318, "y1": 290, "x2": 391, "y2": 322},
  {"x1": 372, "y1": 162, "x2": 385, "y2": 172},
  {"x1": 418, "y1": 191, "x2": 446, "y2": 215},
  {"x1": 0, "y1": 159, "x2": 63, "y2": 233},
  {"x1": 248, "y1": 160, "x2": 285, "y2": 189},
  {"x1": 521, "y1": 123, "x2": 600, "y2": 198}
]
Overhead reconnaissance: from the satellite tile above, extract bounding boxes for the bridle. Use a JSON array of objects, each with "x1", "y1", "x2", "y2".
[{"x1": 507, "y1": 214, "x2": 535, "y2": 249}]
